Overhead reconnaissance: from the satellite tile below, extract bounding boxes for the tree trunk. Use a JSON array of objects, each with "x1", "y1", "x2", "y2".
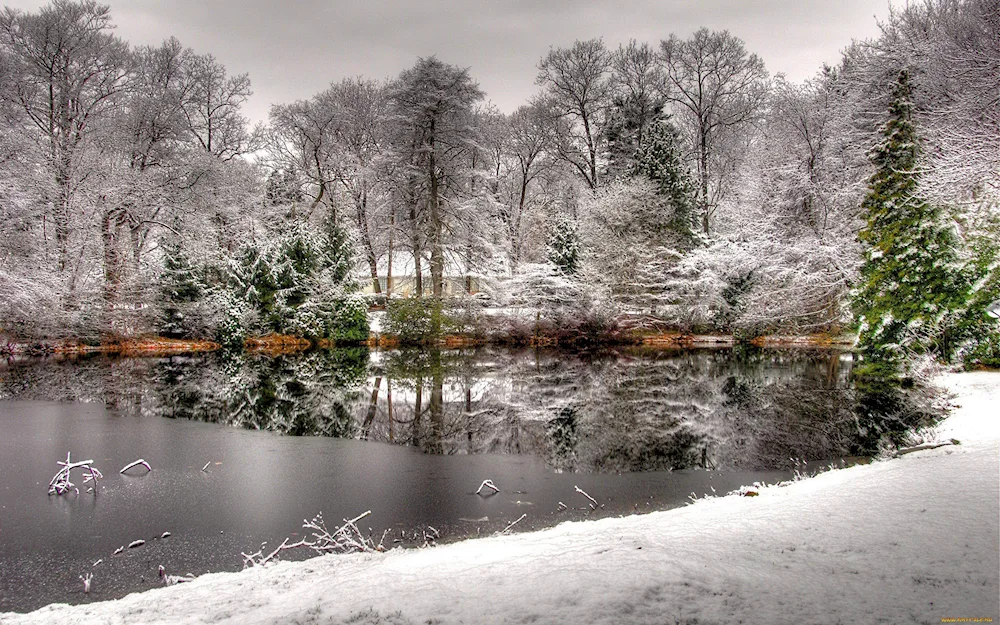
[
  {"x1": 101, "y1": 205, "x2": 127, "y2": 307},
  {"x1": 356, "y1": 187, "x2": 381, "y2": 294},
  {"x1": 699, "y1": 127, "x2": 711, "y2": 236},
  {"x1": 428, "y1": 119, "x2": 444, "y2": 299}
]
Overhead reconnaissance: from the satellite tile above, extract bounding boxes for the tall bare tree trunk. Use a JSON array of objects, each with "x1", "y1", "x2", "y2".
[{"x1": 428, "y1": 120, "x2": 444, "y2": 299}]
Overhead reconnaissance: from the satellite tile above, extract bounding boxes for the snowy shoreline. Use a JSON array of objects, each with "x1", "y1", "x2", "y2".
[{"x1": 3, "y1": 371, "x2": 998, "y2": 625}]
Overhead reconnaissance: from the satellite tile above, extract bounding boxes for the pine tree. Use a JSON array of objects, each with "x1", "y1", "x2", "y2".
[
  {"x1": 159, "y1": 240, "x2": 206, "y2": 337},
  {"x1": 852, "y1": 70, "x2": 967, "y2": 373},
  {"x1": 631, "y1": 120, "x2": 698, "y2": 241},
  {"x1": 547, "y1": 219, "x2": 580, "y2": 274}
]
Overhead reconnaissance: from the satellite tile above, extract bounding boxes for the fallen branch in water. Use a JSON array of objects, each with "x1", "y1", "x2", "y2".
[
  {"x1": 496, "y1": 514, "x2": 527, "y2": 536},
  {"x1": 159, "y1": 565, "x2": 195, "y2": 586},
  {"x1": 48, "y1": 452, "x2": 103, "y2": 495},
  {"x1": 120, "y1": 459, "x2": 151, "y2": 474},
  {"x1": 476, "y1": 479, "x2": 500, "y2": 496},
  {"x1": 574, "y1": 486, "x2": 598, "y2": 509}
]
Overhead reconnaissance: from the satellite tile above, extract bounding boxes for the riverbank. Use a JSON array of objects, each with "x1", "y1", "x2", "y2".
[
  {"x1": 1, "y1": 329, "x2": 853, "y2": 357},
  {"x1": 3, "y1": 370, "x2": 996, "y2": 625}
]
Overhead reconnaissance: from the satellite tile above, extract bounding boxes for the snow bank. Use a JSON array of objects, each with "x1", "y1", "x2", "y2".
[{"x1": 3, "y1": 373, "x2": 998, "y2": 625}]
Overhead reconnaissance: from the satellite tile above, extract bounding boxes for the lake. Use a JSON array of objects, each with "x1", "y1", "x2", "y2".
[{"x1": 0, "y1": 346, "x2": 939, "y2": 613}]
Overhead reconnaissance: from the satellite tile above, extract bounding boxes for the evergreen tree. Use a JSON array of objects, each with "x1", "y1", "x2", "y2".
[
  {"x1": 547, "y1": 219, "x2": 580, "y2": 274},
  {"x1": 159, "y1": 240, "x2": 207, "y2": 337},
  {"x1": 631, "y1": 120, "x2": 698, "y2": 240},
  {"x1": 852, "y1": 70, "x2": 968, "y2": 373},
  {"x1": 226, "y1": 220, "x2": 368, "y2": 343},
  {"x1": 603, "y1": 92, "x2": 666, "y2": 179},
  {"x1": 949, "y1": 210, "x2": 1000, "y2": 367}
]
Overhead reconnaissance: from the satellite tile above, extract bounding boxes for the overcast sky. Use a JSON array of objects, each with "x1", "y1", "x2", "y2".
[{"x1": 5, "y1": 0, "x2": 901, "y2": 124}]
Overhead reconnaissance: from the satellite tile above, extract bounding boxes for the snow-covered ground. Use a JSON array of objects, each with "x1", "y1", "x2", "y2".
[{"x1": 3, "y1": 372, "x2": 998, "y2": 625}]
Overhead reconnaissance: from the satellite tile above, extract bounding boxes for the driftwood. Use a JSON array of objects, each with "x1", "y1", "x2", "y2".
[
  {"x1": 476, "y1": 479, "x2": 500, "y2": 496},
  {"x1": 894, "y1": 439, "x2": 960, "y2": 457},
  {"x1": 120, "y1": 459, "x2": 151, "y2": 474},
  {"x1": 496, "y1": 514, "x2": 528, "y2": 535},
  {"x1": 159, "y1": 565, "x2": 195, "y2": 586},
  {"x1": 574, "y1": 486, "x2": 599, "y2": 509}
]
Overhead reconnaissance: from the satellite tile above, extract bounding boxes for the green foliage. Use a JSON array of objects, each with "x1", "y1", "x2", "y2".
[
  {"x1": 226, "y1": 220, "x2": 368, "y2": 343},
  {"x1": 159, "y1": 239, "x2": 212, "y2": 338},
  {"x1": 720, "y1": 269, "x2": 757, "y2": 334},
  {"x1": 603, "y1": 92, "x2": 667, "y2": 178},
  {"x1": 215, "y1": 291, "x2": 249, "y2": 351},
  {"x1": 547, "y1": 219, "x2": 580, "y2": 274},
  {"x1": 289, "y1": 293, "x2": 369, "y2": 342},
  {"x1": 949, "y1": 212, "x2": 1000, "y2": 367},
  {"x1": 631, "y1": 119, "x2": 698, "y2": 240},
  {"x1": 321, "y1": 217, "x2": 355, "y2": 286},
  {"x1": 385, "y1": 297, "x2": 448, "y2": 343},
  {"x1": 852, "y1": 71, "x2": 968, "y2": 372}
]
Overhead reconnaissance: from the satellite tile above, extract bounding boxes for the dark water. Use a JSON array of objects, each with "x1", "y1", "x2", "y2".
[{"x1": 0, "y1": 346, "x2": 940, "y2": 613}]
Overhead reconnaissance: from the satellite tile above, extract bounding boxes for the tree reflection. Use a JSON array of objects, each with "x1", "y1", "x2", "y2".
[{"x1": 0, "y1": 346, "x2": 943, "y2": 473}]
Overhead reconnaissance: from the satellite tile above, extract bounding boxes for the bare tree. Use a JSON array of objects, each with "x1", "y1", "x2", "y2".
[
  {"x1": 180, "y1": 51, "x2": 260, "y2": 161},
  {"x1": 660, "y1": 28, "x2": 769, "y2": 235},
  {"x1": 390, "y1": 56, "x2": 483, "y2": 298},
  {"x1": 605, "y1": 40, "x2": 667, "y2": 177},
  {"x1": 536, "y1": 39, "x2": 611, "y2": 189},
  {"x1": 0, "y1": 0, "x2": 132, "y2": 273},
  {"x1": 268, "y1": 97, "x2": 337, "y2": 218},
  {"x1": 503, "y1": 100, "x2": 553, "y2": 267},
  {"x1": 325, "y1": 77, "x2": 393, "y2": 293},
  {"x1": 873, "y1": 0, "x2": 1000, "y2": 203}
]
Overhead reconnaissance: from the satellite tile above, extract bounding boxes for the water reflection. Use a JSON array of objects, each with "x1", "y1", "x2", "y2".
[{"x1": 0, "y1": 346, "x2": 940, "y2": 472}]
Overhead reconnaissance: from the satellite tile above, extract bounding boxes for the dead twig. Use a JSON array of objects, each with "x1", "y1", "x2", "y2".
[
  {"x1": 241, "y1": 510, "x2": 384, "y2": 568},
  {"x1": 48, "y1": 452, "x2": 103, "y2": 496}
]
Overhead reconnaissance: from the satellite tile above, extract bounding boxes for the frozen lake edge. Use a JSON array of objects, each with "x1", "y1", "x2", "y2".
[{"x1": 3, "y1": 371, "x2": 998, "y2": 625}]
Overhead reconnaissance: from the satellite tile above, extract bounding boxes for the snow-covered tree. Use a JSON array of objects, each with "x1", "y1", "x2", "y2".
[
  {"x1": 390, "y1": 56, "x2": 484, "y2": 298},
  {"x1": 631, "y1": 119, "x2": 698, "y2": 240},
  {"x1": 546, "y1": 219, "x2": 580, "y2": 275},
  {"x1": 852, "y1": 70, "x2": 968, "y2": 372},
  {"x1": 604, "y1": 40, "x2": 667, "y2": 179},
  {"x1": 536, "y1": 39, "x2": 611, "y2": 189},
  {"x1": 660, "y1": 28, "x2": 769, "y2": 236},
  {"x1": 0, "y1": 0, "x2": 132, "y2": 274}
]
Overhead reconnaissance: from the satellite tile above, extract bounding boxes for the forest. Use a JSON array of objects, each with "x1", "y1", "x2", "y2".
[{"x1": 0, "y1": 0, "x2": 997, "y2": 372}]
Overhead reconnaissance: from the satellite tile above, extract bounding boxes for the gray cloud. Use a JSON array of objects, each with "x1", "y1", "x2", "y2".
[{"x1": 4, "y1": 0, "x2": 901, "y2": 123}]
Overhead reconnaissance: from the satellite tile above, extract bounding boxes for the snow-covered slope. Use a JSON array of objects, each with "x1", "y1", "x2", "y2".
[{"x1": 3, "y1": 372, "x2": 998, "y2": 625}]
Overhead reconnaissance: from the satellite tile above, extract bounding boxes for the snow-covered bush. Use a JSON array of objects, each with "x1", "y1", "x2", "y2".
[{"x1": 488, "y1": 263, "x2": 619, "y2": 344}]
